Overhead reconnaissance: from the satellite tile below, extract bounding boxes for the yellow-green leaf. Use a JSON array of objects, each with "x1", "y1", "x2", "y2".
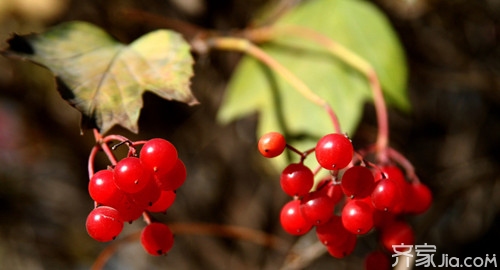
[{"x1": 5, "y1": 21, "x2": 197, "y2": 134}]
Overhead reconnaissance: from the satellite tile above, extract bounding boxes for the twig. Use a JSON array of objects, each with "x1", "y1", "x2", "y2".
[
  {"x1": 90, "y1": 222, "x2": 291, "y2": 270},
  {"x1": 204, "y1": 36, "x2": 342, "y2": 133}
]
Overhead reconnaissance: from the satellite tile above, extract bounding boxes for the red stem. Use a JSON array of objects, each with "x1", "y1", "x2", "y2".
[
  {"x1": 87, "y1": 145, "x2": 101, "y2": 179},
  {"x1": 323, "y1": 103, "x2": 342, "y2": 134},
  {"x1": 367, "y1": 71, "x2": 390, "y2": 163},
  {"x1": 286, "y1": 144, "x2": 304, "y2": 157},
  {"x1": 88, "y1": 130, "x2": 142, "y2": 178},
  {"x1": 92, "y1": 129, "x2": 118, "y2": 166},
  {"x1": 387, "y1": 147, "x2": 420, "y2": 183}
]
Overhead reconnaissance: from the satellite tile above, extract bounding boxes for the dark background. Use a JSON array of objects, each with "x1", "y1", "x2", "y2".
[{"x1": 0, "y1": 0, "x2": 499, "y2": 269}]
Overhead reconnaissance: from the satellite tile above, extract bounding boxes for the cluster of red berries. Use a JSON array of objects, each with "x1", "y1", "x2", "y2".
[
  {"x1": 86, "y1": 138, "x2": 187, "y2": 256},
  {"x1": 258, "y1": 132, "x2": 432, "y2": 268}
]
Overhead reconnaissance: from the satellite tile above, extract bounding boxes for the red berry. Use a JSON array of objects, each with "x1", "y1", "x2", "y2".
[
  {"x1": 376, "y1": 165, "x2": 405, "y2": 182},
  {"x1": 300, "y1": 190, "x2": 336, "y2": 225},
  {"x1": 315, "y1": 133, "x2": 353, "y2": 170},
  {"x1": 114, "y1": 157, "x2": 152, "y2": 194},
  {"x1": 325, "y1": 233, "x2": 357, "y2": 258},
  {"x1": 86, "y1": 206, "x2": 123, "y2": 242},
  {"x1": 316, "y1": 179, "x2": 344, "y2": 205},
  {"x1": 280, "y1": 163, "x2": 314, "y2": 197},
  {"x1": 405, "y1": 183, "x2": 432, "y2": 214},
  {"x1": 372, "y1": 209, "x2": 397, "y2": 229},
  {"x1": 127, "y1": 177, "x2": 162, "y2": 208},
  {"x1": 113, "y1": 196, "x2": 145, "y2": 223},
  {"x1": 154, "y1": 158, "x2": 187, "y2": 191},
  {"x1": 371, "y1": 178, "x2": 402, "y2": 212},
  {"x1": 341, "y1": 165, "x2": 375, "y2": 199},
  {"x1": 141, "y1": 223, "x2": 174, "y2": 256},
  {"x1": 378, "y1": 166, "x2": 409, "y2": 214},
  {"x1": 88, "y1": 169, "x2": 126, "y2": 206},
  {"x1": 147, "y1": 190, "x2": 176, "y2": 213},
  {"x1": 258, "y1": 132, "x2": 286, "y2": 158},
  {"x1": 364, "y1": 250, "x2": 390, "y2": 270},
  {"x1": 280, "y1": 200, "x2": 313, "y2": 235},
  {"x1": 380, "y1": 221, "x2": 415, "y2": 253},
  {"x1": 341, "y1": 199, "x2": 374, "y2": 235},
  {"x1": 315, "y1": 215, "x2": 353, "y2": 246},
  {"x1": 140, "y1": 138, "x2": 178, "y2": 177}
]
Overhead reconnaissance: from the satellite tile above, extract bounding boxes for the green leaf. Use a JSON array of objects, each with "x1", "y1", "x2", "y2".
[
  {"x1": 5, "y1": 21, "x2": 197, "y2": 134},
  {"x1": 217, "y1": 0, "x2": 408, "y2": 169}
]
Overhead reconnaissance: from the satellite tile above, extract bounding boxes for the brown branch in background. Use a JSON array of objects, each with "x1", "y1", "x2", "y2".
[
  {"x1": 280, "y1": 241, "x2": 326, "y2": 270},
  {"x1": 120, "y1": 8, "x2": 209, "y2": 41},
  {"x1": 248, "y1": 0, "x2": 302, "y2": 27},
  {"x1": 90, "y1": 231, "x2": 141, "y2": 270},
  {"x1": 169, "y1": 222, "x2": 289, "y2": 251},
  {"x1": 90, "y1": 222, "x2": 291, "y2": 270}
]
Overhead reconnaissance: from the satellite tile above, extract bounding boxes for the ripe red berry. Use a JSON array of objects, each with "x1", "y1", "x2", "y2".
[
  {"x1": 86, "y1": 206, "x2": 124, "y2": 242},
  {"x1": 147, "y1": 190, "x2": 176, "y2": 213},
  {"x1": 258, "y1": 132, "x2": 286, "y2": 158},
  {"x1": 140, "y1": 138, "x2": 178, "y2": 177},
  {"x1": 315, "y1": 133, "x2": 353, "y2": 170},
  {"x1": 141, "y1": 222, "x2": 174, "y2": 256},
  {"x1": 377, "y1": 165, "x2": 409, "y2": 214},
  {"x1": 300, "y1": 190, "x2": 336, "y2": 225},
  {"x1": 376, "y1": 165, "x2": 405, "y2": 182},
  {"x1": 325, "y1": 233, "x2": 357, "y2": 258},
  {"x1": 364, "y1": 250, "x2": 390, "y2": 270},
  {"x1": 371, "y1": 178, "x2": 401, "y2": 212},
  {"x1": 154, "y1": 158, "x2": 187, "y2": 191},
  {"x1": 112, "y1": 196, "x2": 145, "y2": 223},
  {"x1": 404, "y1": 183, "x2": 432, "y2": 214},
  {"x1": 280, "y1": 163, "x2": 314, "y2": 197},
  {"x1": 315, "y1": 215, "x2": 353, "y2": 246},
  {"x1": 372, "y1": 209, "x2": 397, "y2": 229},
  {"x1": 341, "y1": 165, "x2": 375, "y2": 199},
  {"x1": 88, "y1": 169, "x2": 126, "y2": 206},
  {"x1": 280, "y1": 200, "x2": 313, "y2": 235},
  {"x1": 380, "y1": 221, "x2": 415, "y2": 253},
  {"x1": 341, "y1": 199, "x2": 374, "y2": 235},
  {"x1": 316, "y1": 179, "x2": 344, "y2": 205},
  {"x1": 127, "y1": 177, "x2": 162, "y2": 208},
  {"x1": 114, "y1": 157, "x2": 152, "y2": 194}
]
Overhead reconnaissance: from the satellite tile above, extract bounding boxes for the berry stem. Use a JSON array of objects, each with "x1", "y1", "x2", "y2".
[
  {"x1": 88, "y1": 129, "x2": 121, "y2": 179},
  {"x1": 94, "y1": 129, "x2": 119, "y2": 165},
  {"x1": 205, "y1": 36, "x2": 342, "y2": 133},
  {"x1": 87, "y1": 144, "x2": 101, "y2": 180},
  {"x1": 285, "y1": 143, "x2": 305, "y2": 157},
  {"x1": 142, "y1": 211, "x2": 153, "y2": 225},
  {"x1": 285, "y1": 144, "x2": 316, "y2": 162},
  {"x1": 245, "y1": 26, "x2": 390, "y2": 162},
  {"x1": 387, "y1": 147, "x2": 420, "y2": 183},
  {"x1": 87, "y1": 131, "x2": 147, "y2": 178}
]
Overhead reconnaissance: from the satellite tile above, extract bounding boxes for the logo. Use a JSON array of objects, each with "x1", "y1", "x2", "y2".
[{"x1": 392, "y1": 243, "x2": 497, "y2": 268}]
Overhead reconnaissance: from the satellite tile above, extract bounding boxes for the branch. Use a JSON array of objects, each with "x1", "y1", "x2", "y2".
[
  {"x1": 88, "y1": 129, "x2": 118, "y2": 179},
  {"x1": 203, "y1": 36, "x2": 342, "y2": 133},
  {"x1": 90, "y1": 222, "x2": 291, "y2": 270}
]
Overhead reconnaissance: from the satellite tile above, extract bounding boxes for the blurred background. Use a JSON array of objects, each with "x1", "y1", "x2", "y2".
[{"x1": 0, "y1": 0, "x2": 499, "y2": 269}]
